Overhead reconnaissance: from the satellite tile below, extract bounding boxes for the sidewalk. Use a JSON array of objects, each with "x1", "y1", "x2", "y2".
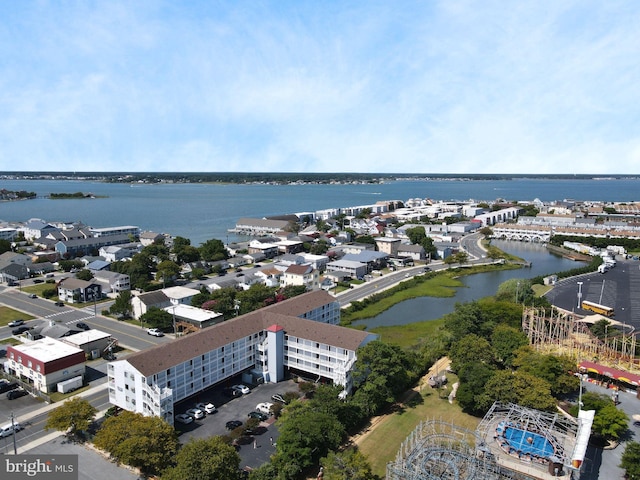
[{"x1": 16, "y1": 382, "x2": 110, "y2": 453}]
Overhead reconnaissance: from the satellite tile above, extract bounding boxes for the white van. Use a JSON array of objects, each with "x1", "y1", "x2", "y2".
[{"x1": 0, "y1": 423, "x2": 23, "y2": 437}]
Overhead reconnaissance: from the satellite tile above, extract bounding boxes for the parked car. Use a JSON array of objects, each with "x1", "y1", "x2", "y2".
[
  {"x1": 271, "y1": 394, "x2": 287, "y2": 404},
  {"x1": 196, "y1": 402, "x2": 217, "y2": 414},
  {"x1": 226, "y1": 420, "x2": 243, "y2": 430},
  {"x1": 12, "y1": 326, "x2": 31, "y2": 335},
  {"x1": 55, "y1": 301, "x2": 64, "y2": 307},
  {"x1": 104, "y1": 406, "x2": 123, "y2": 418},
  {"x1": 7, "y1": 319, "x2": 24, "y2": 327},
  {"x1": 33, "y1": 279, "x2": 44, "y2": 284},
  {"x1": 76, "y1": 322, "x2": 90, "y2": 331},
  {"x1": 255, "y1": 402, "x2": 274, "y2": 415},
  {"x1": 223, "y1": 387, "x2": 242, "y2": 398},
  {"x1": 186, "y1": 408, "x2": 205, "y2": 420},
  {"x1": 232, "y1": 384, "x2": 250, "y2": 395},
  {"x1": 146, "y1": 328, "x2": 164, "y2": 337},
  {"x1": 247, "y1": 411, "x2": 268, "y2": 422},
  {"x1": 28, "y1": 294, "x2": 37, "y2": 299},
  {"x1": 0, "y1": 423, "x2": 23, "y2": 437},
  {"x1": 7, "y1": 388, "x2": 28, "y2": 400},
  {"x1": 0, "y1": 382, "x2": 18, "y2": 393},
  {"x1": 174, "y1": 414, "x2": 193, "y2": 425}
]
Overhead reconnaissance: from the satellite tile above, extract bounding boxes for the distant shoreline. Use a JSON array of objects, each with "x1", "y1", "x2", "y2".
[{"x1": 1, "y1": 172, "x2": 639, "y2": 186}]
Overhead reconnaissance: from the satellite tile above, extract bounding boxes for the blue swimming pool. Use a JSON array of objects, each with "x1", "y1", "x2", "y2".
[{"x1": 499, "y1": 426, "x2": 554, "y2": 458}]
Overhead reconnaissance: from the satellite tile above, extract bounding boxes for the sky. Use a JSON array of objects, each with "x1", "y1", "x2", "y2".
[{"x1": 1, "y1": 1, "x2": 639, "y2": 175}]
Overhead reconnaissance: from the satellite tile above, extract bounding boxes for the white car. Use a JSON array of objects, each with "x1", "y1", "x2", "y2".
[
  {"x1": 196, "y1": 402, "x2": 217, "y2": 414},
  {"x1": 0, "y1": 423, "x2": 23, "y2": 437},
  {"x1": 174, "y1": 414, "x2": 193, "y2": 425},
  {"x1": 146, "y1": 328, "x2": 164, "y2": 337},
  {"x1": 255, "y1": 402, "x2": 274, "y2": 415},
  {"x1": 186, "y1": 408, "x2": 205, "y2": 420},
  {"x1": 232, "y1": 384, "x2": 250, "y2": 395}
]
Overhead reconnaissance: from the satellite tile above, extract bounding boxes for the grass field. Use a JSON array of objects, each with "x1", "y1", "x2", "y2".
[
  {"x1": 371, "y1": 318, "x2": 446, "y2": 350},
  {"x1": 0, "y1": 305, "x2": 36, "y2": 326},
  {"x1": 356, "y1": 371, "x2": 481, "y2": 477}
]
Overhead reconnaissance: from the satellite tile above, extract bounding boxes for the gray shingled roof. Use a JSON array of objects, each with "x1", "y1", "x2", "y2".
[{"x1": 125, "y1": 291, "x2": 366, "y2": 377}]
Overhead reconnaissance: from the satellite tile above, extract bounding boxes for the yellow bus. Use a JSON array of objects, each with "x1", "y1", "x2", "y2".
[{"x1": 581, "y1": 300, "x2": 614, "y2": 317}]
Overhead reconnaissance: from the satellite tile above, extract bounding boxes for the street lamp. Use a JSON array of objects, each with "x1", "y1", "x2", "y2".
[
  {"x1": 577, "y1": 281, "x2": 583, "y2": 309},
  {"x1": 515, "y1": 281, "x2": 520, "y2": 303}
]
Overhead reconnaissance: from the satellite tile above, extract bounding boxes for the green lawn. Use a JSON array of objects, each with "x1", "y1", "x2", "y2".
[
  {"x1": 357, "y1": 373, "x2": 480, "y2": 477},
  {"x1": 0, "y1": 305, "x2": 36, "y2": 326}
]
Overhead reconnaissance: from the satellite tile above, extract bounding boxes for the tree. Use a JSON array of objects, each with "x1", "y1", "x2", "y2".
[
  {"x1": 620, "y1": 441, "x2": 640, "y2": 479},
  {"x1": 352, "y1": 341, "x2": 418, "y2": 416},
  {"x1": 0, "y1": 238, "x2": 11, "y2": 254},
  {"x1": 490, "y1": 325, "x2": 529, "y2": 368},
  {"x1": 93, "y1": 411, "x2": 178, "y2": 476},
  {"x1": 127, "y1": 252, "x2": 154, "y2": 290},
  {"x1": 45, "y1": 397, "x2": 97, "y2": 440},
  {"x1": 512, "y1": 348, "x2": 579, "y2": 397},
  {"x1": 109, "y1": 290, "x2": 132, "y2": 318},
  {"x1": 59, "y1": 259, "x2": 84, "y2": 272},
  {"x1": 320, "y1": 449, "x2": 378, "y2": 480},
  {"x1": 140, "y1": 306, "x2": 174, "y2": 329},
  {"x1": 162, "y1": 437, "x2": 241, "y2": 480},
  {"x1": 275, "y1": 407, "x2": 345, "y2": 472},
  {"x1": 456, "y1": 362, "x2": 496, "y2": 415},
  {"x1": 199, "y1": 238, "x2": 228, "y2": 261},
  {"x1": 478, "y1": 370, "x2": 557, "y2": 413},
  {"x1": 177, "y1": 245, "x2": 201, "y2": 264},
  {"x1": 449, "y1": 334, "x2": 494, "y2": 373},
  {"x1": 156, "y1": 259, "x2": 181, "y2": 285},
  {"x1": 570, "y1": 392, "x2": 629, "y2": 440}
]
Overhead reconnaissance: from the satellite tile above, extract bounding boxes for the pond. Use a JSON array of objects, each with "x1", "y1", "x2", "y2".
[{"x1": 353, "y1": 240, "x2": 585, "y2": 329}]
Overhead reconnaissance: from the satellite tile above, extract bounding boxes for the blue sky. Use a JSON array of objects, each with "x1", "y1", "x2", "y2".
[{"x1": 1, "y1": 1, "x2": 639, "y2": 174}]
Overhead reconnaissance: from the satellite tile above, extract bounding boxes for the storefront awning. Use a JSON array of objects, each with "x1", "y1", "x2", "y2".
[{"x1": 578, "y1": 361, "x2": 640, "y2": 386}]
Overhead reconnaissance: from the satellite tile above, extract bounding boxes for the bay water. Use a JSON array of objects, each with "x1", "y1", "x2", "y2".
[{"x1": 1, "y1": 177, "x2": 639, "y2": 245}]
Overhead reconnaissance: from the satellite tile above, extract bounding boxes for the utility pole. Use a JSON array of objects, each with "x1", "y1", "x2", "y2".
[
  {"x1": 11, "y1": 412, "x2": 18, "y2": 454},
  {"x1": 577, "y1": 281, "x2": 583, "y2": 309}
]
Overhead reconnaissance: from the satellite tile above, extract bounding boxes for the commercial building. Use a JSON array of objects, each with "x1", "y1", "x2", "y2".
[
  {"x1": 4, "y1": 338, "x2": 86, "y2": 393},
  {"x1": 107, "y1": 291, "x2": 376, "y2": 424}
]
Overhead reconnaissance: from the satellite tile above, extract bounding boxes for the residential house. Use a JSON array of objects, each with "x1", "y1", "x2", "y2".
[
  {"x1": 281, "y1": 264, "x2": 320, "y2": 290},
  {"x1": 57, "y1": 278, "x2": 102, "y2": 304},
  {"x1": 325, "y1": 259, "x2": 368, "y2": 280},
  {"x1": 397, "y1": 243, "x2": 426, "y2": 261},
  {"x1": 139, "y1": 231, "x2": 165, "y2": 246},
  {"x1": 93, "y1": 270, "x2": 131, "y2": 293},
  {"x1": 131, "y1": 290, "x2": 172, "y2": 319},
  {"x1": 21, "y1": 219, "x2": 59, "y2": 240}
]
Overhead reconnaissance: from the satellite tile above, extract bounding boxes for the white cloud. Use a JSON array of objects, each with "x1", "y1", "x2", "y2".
[{"x1": 0, "y1": 0, "x2": 639, "y2": 173}]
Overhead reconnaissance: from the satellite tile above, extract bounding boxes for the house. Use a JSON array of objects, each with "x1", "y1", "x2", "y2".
[
  {"x1": 5, "y1": 338, "x2": 86, "y2": 394},
  {"x1": 374, "y1": 237, "x2": 401, "y2": 256},
  {"x1": 99, "y1": 246, "x2": 131, "y2": 262},
  {"x1": 139, "y1": 231, "x2": 165, "y2": 246},
  {"x1": 255, "y1": 267, "x2": 282, "y2": 288},
  {"x1": 281, "y1": 264, "x2": 320, "y2": 290},
  {"x1": 300, "y1": 253, "x2": 330, "y2": 272},
  {"x1": 132, "y1": 290, "x2": 171, "y2": 319},
  {"x1": 248, "y1": 240, "x2": 279, "y2": 259},
  {"x1": 107, "y1": 291, "x2": 376, "y2": 424},
  {"x1": 55, "y1": 234, "x2": 132, "y2": 258},
  {"x1": 61, "y1": 329, "x2": 116, "y2": 358},
  {"x1": 92, "y1": 270, "x2": 131, "y2": 293},
  {"x1": 397, "y1": 243, "x2": 426, "y2": 261},
  {"x1": 57, "y1": 278, "x2": 102, "y2": 304},
  {"x1": 325, "y1": 259, "x2": 368, "y2": 280},
  {"x1": 0, "y1": 262, "x2": 30, "y2": 283},
  {"x1": 341, "y1": 251, "x2": 389, "y2": 272},
  {"x1": 165, "y1": 304, "x2": 223, "y2": 330},
  {"x1": 21, "y1": 219, "x2": 59, "y2": 240}
]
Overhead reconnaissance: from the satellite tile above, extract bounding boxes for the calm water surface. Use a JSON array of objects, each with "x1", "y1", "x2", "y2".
[{"x1": 354, "y1": 240, "x2": 584, "y2": 329}]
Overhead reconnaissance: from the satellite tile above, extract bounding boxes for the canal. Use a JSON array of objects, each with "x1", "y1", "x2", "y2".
[{"x1": 354, "y1": 240, "x2": 585, "y2": 328}]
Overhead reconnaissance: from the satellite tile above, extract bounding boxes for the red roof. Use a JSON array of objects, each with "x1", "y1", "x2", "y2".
[{"x1": 579, "y1": 361, "x2": 640, "y2": 386}]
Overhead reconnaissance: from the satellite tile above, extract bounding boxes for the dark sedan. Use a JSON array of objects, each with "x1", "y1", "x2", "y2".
[
  {"x1": 12, "y1": 326, "x2": 31, "y2": 335},
  {"x1": 76, "y1": 322, "x2": 90, "y2": 330}
]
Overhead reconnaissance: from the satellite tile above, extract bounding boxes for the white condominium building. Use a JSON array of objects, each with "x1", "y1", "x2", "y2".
[{"x1": 107, "y1": 290, "x2": 376, "y2": 424}]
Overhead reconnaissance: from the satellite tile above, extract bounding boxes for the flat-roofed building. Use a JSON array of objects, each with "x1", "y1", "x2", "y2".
[{"x1": 5, "y1": 338, "x2": 86, "y2": 393}]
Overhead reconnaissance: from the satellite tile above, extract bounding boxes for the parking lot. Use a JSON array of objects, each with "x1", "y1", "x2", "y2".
[
  {"x1": 173, "y1": 378, "x2": 300, "y2": 470},
  {"x1": 545, "y1": 257, "x2": 640, "y2": 331}
]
